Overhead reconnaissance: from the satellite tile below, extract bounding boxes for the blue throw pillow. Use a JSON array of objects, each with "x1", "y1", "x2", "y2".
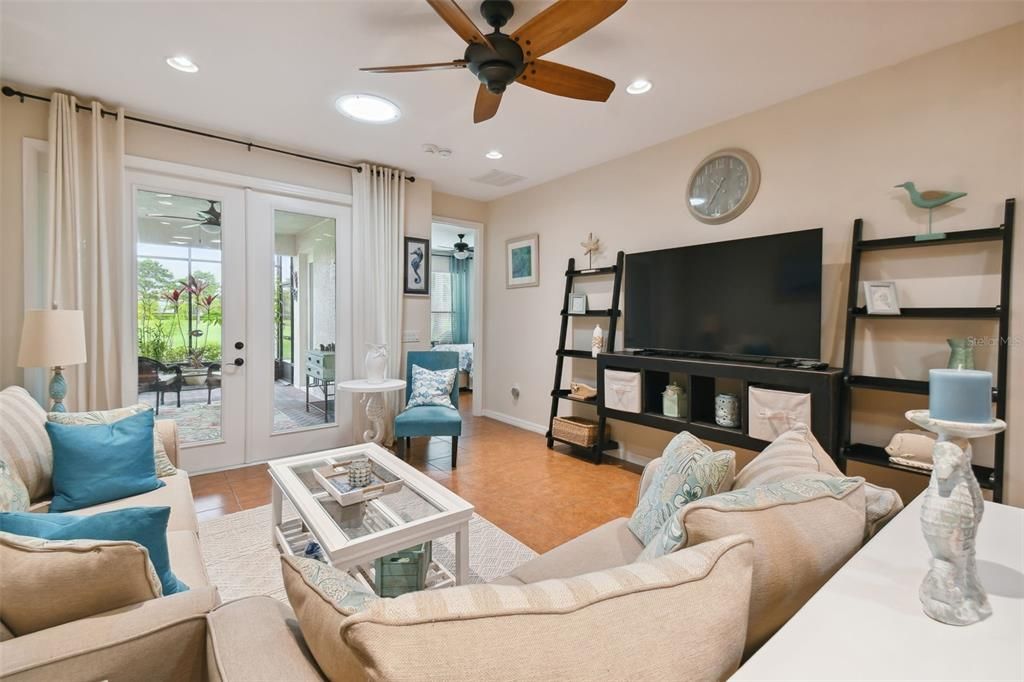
[
  {"x1": 0, "y1": 506, "x2": 188, "y2": 595},
  {"x1": 46, "y1": 409, "x2": 164, "y2": 513},
  {"x1": 407, "y1": 364, "x2": 458, "y2": 409}
]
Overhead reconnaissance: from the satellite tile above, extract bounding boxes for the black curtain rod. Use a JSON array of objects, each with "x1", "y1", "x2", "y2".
[{"x1": 2, "y1": 85, "x2": 415, "y2": 182}]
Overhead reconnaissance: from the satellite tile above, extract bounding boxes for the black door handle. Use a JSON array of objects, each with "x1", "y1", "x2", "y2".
[
  {"x1": 233, "y1": 358, "x2": 245, "y2": 367},
  {"x1": 235, "y1": 341, "x2": 245, "y2": 350}
]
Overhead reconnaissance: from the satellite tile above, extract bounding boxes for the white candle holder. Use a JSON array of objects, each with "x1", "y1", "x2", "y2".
[{"x1": 905, "y1": 409, "x2": 1006, "y2": 626}]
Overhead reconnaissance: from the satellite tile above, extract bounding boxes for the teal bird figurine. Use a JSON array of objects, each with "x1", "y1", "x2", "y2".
[{"x1": 894, "y1": 181, "x2": 967, "y2": 241}]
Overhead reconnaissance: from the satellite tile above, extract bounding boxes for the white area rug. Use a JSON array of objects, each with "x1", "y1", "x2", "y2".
[{"x1": 199, "y1": 504, "x2": 537, "y2": 601}]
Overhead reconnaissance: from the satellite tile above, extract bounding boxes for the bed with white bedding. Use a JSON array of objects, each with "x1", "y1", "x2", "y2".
[{"x1": 431, "y1": 343, "x2": 473, "y2": 390}]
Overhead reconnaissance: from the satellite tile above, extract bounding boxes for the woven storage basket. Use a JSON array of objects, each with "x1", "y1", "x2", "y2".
[{"x1": 552, "y1": 416, "x2": 608, "y2": 447}]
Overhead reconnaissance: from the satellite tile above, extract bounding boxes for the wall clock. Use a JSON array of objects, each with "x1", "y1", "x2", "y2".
[{"x1": 687, "y1": 148, "x2": 761, "y2": 224}]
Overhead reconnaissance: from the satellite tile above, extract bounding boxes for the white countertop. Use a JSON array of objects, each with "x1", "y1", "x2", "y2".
[{"x1": 733, "y1": 493, "x2": 1024, "y2": 681}]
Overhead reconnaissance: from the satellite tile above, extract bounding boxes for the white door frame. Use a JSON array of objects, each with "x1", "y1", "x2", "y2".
[
  {"x1": 431, "y1": 215, "x2": 485, "y2": 417},
  {"x1": 245, "y1": 190, "x2": 354, "y2": 462},
  {"x1": 125, "y1": 169, "x2": 248, "y2": 472}
]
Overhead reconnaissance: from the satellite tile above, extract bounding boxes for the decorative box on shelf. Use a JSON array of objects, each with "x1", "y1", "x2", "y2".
[
  {"x1": 313, "y1": 454, "x2": 403, "y2": 507},
  {"x1": 552, "y1": 416, "x2": 609, "y2": 448}
]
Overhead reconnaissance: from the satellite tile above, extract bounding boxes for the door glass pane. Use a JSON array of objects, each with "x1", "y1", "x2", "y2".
[
  {"x1": 136, "y1": 189, "x2": 223, "y2": 445},
  {"x1": 273, "y1": 210, "x2": 337, "y2": 432}
]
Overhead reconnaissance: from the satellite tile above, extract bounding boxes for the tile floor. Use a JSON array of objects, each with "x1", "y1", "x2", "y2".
[{"x1": 190, "y1": 394, "x2": 642, "y2": 553}]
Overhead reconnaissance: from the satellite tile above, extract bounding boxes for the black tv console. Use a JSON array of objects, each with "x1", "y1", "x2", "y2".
[{"x1": 596, "y1": 352, "x2": 843, "y2": 459}]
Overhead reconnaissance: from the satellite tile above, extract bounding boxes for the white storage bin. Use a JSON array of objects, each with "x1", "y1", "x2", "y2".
[
  {"x1": 604, "y1": 369, "x2": 642, "y2": 413},
  {"x1": 748, "y1": 386, "x2": 811, "y2": 441}
]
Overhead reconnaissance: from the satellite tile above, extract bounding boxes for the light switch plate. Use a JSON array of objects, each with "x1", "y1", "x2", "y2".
[{"x1": 402, "y1": 330, "x2": 420, "y2": 343}]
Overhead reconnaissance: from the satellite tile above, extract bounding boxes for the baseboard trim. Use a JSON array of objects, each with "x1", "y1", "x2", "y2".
[{"x1": 480, "y1": 410, "x2": 547, "y2": 435}]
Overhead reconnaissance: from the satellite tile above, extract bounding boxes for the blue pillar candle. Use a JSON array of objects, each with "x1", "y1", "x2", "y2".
[{"x1": 929, "y1": 369, "x2": 993, "y2": 424}]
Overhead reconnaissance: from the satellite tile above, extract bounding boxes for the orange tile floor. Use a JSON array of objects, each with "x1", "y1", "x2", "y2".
[{"x1": 190, "y1": 394, "x2": 641, "y2": 553}]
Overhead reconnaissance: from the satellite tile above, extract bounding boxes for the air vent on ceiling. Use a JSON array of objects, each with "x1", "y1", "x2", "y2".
[{"x1": 471, "y1": 169, "x2": 526, "y2": 187}]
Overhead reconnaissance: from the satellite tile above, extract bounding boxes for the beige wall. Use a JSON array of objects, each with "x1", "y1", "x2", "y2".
[
  {"x1": 432, "y1": 191, "x2": 488, "y2": 224},
  {"x1": 482, "y1": 23, "x2": 1024, "y2": 505}
]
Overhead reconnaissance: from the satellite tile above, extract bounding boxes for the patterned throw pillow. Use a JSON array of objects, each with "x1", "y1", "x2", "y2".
[
  {"x1": 628, "y1": 432, "x2": 735, "y2": 545},
  {"x1": 286, "y1": 555, "x2": 379, "y2": 614},
  {"x1": 48, "y1": 404, "x2": 176, "y2": 478},
  {"x1": 639, "y1": 476, "x2": 864, "y2": 561},
  {"x1": 0, "y1": 460, "x2": 29, "y2": 513},
  {"x1": 406, "y1": 365, "x2": 458, "y2": 410}
]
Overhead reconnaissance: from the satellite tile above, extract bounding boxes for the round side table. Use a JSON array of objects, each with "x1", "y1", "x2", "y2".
[{"x1": 337, "y1": 379, "x2": 407, "y2": 445}]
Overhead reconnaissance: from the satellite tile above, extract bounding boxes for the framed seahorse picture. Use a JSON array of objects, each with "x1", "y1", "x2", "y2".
[{"x1": 404, "y1": 237, "x2": 430, "y2": 296}]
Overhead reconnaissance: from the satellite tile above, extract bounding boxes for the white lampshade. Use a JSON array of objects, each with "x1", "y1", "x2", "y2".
[{"x1": 17, "y1": 309, "x2": 87, "y2": 368}]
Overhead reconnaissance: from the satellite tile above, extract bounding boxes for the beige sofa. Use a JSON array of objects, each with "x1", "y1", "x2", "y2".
[
  {"x1": 0, "y1": 419, "x2": 225, "y2": 680},
  {"x1": 1, "y1": 408, "x2": 900, "y2": 681}
]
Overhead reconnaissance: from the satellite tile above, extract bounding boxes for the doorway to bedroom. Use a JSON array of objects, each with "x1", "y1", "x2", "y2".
[{"x1": 430, "y1": 221, "x2": 481, "y2": 417}]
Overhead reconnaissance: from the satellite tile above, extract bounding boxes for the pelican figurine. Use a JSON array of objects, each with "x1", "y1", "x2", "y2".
[{"x1": 894, "y1": 182, "x2": 967, "y2": 241}]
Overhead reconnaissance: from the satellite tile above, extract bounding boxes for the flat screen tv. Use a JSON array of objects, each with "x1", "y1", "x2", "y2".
[{"x1": 624, "y1": 228, "x2": 822, "y2": 361}]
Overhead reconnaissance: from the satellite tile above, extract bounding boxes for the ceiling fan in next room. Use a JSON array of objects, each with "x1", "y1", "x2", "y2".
[
  {"x1": 152, "y1": 201, "x2": 222, "y2": 234},
  {"x1": 360, "y1": 0, "x2": 627, "y2": 123}
]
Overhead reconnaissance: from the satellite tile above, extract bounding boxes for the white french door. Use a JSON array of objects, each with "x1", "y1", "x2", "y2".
[
  {"x1": 128, "y1": 172, "x2": 247, "y2": 472},
  {"x1": 244, "y1": 191, "x2": 353, "y2": 461},
  {"x1": 129, "y1": 171, "x2": 354, "y2": 473}
]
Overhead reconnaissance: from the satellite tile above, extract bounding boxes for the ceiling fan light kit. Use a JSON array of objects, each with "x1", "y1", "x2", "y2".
[{"x1": 361, "y1": 0, "x2": 627, "y2": 123}]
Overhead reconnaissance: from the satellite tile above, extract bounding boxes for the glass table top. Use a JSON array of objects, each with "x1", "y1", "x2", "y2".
[{"x1": 285, "y1": 452, "x2": 443, "y2": 542}]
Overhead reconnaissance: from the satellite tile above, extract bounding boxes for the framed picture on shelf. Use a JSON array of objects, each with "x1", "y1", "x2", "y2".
[
  {"x1": 506, "y1": 233, "x2": 539, "y2": 288},
  {"x1": 863, "y1": 280, "x2": 901, "y2": 315},
  {"x1": 568, "y1": 293, "x2": 588, "y2": 314},
  {"x1": 404, "y1": 237, "x2": 430, "y2": 296}
]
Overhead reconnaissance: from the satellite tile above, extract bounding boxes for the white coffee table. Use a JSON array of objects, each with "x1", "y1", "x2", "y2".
[
  {"x1": 268, "y1": 443, "x2": 474, "y2": 588},
  {"x1": 337, "y1": 378, "x2": 406, "y2": 444}
]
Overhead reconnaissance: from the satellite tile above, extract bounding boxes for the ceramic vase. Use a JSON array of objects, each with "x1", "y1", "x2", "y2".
[
  {"x1": 662, "y1": 383, "x2": 685, "y2": 418},
  {"x1": 715, "y1": 393, "x2": 740, "y2": 428},
  {"x1": 946, "y1": 338, "x2": 975, "y2": 370},
  {"x1": 907, "y1": 410, "x2": 1006, "y2": 626},
  {"x1": 365, "y1": 344, "x2": 387, "y2": 384},
  {"x1": 591, "y1": 324, "x2": 604, "y2": 358}
]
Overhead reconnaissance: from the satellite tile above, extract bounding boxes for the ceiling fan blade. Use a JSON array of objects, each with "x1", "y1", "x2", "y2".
[
  {"x1": 360, "y1": 60, "x2": 468, "y2": 73},
  {"x1": 473, "y1": 85, "x2": 502, "y2": 123},
  {"x1": 149, "y1": 214, "x2": 202, "y2": 221},
  {"x1": 518, "y1": 60, "x2": 615, "y2": 101},
  {"x1": 426, "y1": 0, "x2": 494, "y2": 50},
  {"x1": 512, "y1": 0, "x2": 626, "y2": 60}
]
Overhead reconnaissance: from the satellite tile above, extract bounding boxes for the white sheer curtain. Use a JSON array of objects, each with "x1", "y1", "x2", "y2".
[
  {"x1": 46, "y1": 93, "x2": 128, "y2": 410},
  {"x1": 351, "y1": 163, "x2": 405, "y2": 444}
]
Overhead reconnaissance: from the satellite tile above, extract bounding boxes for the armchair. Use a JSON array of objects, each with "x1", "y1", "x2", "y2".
[
  {"x1": 394, "y1": 351, "x2": 461, "y2": 466},
  {"x1": 137, "y1": 357, "x2": 182, "y2": 415}
]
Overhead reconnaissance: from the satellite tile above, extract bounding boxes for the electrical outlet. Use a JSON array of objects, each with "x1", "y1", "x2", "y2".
[
  {"x1": 511, "y1": 384, "x2": 520, "y2": 401},
  {"x1": 402, "y1": 330, "x2": 419, "y2": 343}
]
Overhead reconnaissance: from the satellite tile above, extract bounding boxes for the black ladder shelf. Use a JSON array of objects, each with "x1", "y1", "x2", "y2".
[
  {"x1": 547, "y1": 251, "x2": 625, "y2": 463},
  {"x1": 840, "y1": 198, "x2": 1015, "y2": 503}
]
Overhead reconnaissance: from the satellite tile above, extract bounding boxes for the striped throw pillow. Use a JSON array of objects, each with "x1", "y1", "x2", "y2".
[{"x1": 0, "y1": 387, "x2": 52, "y2": 500}]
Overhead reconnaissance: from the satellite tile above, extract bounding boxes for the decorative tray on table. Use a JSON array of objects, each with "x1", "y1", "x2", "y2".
[{"x1": 312, "y1": 454, "x2": 403, "y2": 507}]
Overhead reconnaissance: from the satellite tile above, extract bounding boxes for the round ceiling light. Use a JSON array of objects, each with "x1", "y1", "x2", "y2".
[
  {"x1": 626, "y1": 79, "x2": 653, "y2": 95},
  {"x1": 335, "y1": 94, "x2": 401, "y2": 124},
  {"x1": 485, "y1": 150, "x2": 503, "y2": 160},
  {"x1": 166, "y1": 56, "x2": 199, "y2": 73}
]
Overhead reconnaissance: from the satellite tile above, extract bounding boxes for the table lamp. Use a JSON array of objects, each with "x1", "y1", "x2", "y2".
[{"x1": 17, "y1": 309, "x2": 87, "y2": 412}]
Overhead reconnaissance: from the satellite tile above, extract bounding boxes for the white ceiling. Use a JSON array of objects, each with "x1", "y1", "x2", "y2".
[{"x1": 3, "y1": 2, "x2": 1021, "y2": 201}]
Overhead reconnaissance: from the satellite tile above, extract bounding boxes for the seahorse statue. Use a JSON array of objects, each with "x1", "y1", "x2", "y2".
[{"x1": 919, "y1": 436, "x2": 990, "y2": 625}]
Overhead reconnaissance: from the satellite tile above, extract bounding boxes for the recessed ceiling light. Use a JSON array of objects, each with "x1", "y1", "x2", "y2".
[
  {"x1": 158, "y1": 200, "x2": 173, "y2": 206},
  {"x1": 173, "y1": 235, "x2": 193, "y2": 241},
  {"x1": 211, "y1": 239, "x2": 221, "y2": 244},
  {"x1": 165, "y1": 56, "x2": 199, "y2": 73},
  {"x1": 160, "y1": 221, "x2": 171, "y2": 225},
  {"x1": 335, "y1": 94, "x2": 401, "y2": 124},
  {"x1": 485, "y1": 150, "x2": 503, "y2": 160},
  {"x1": 626, "y1": 79, "x2": 653, "y2": 95},
  {"x1": 156, "y1": 193, "x2": 172, "y2": 198}
]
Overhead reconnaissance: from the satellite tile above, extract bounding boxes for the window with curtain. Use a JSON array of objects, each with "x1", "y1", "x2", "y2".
[{"x1": 431, "y1": 266, "x2": 454, "y2": 344}]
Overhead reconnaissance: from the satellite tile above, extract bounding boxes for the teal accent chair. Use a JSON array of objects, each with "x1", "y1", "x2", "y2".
[{"x1": 395, "y1": 351, "x2": 461, "y2": 467}]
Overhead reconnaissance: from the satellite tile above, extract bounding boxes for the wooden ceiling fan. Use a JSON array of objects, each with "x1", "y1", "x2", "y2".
[{"x1": 360, "y1": 0, "x2": 627, "y2": 123}]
